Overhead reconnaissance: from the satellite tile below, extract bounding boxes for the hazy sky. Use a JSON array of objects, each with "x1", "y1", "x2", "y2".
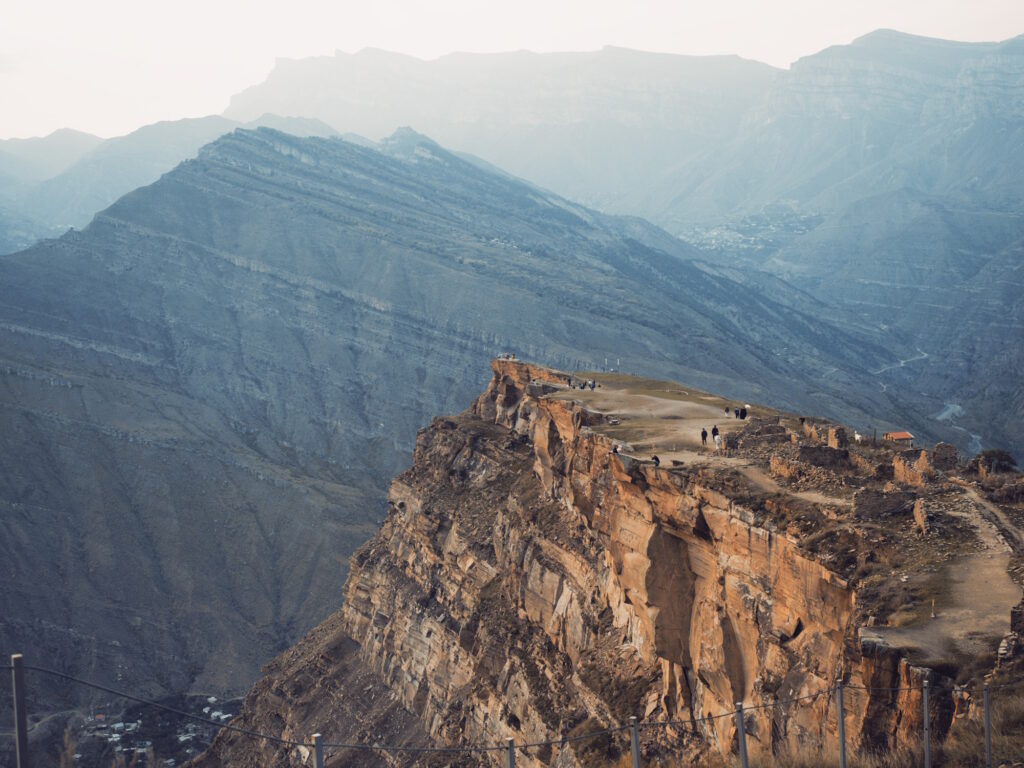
[{"x1": 2, "y1": 0, "x2": 1022, "y2": 139}]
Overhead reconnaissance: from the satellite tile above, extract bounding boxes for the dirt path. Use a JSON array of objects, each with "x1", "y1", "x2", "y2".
[
  {"x1": 862, "y1": 491, "x2": 1021, "y2": 661},
  {"x1": 552, "y1": 383, "x2": 852, "y2": 509},
  {"x1": 554, "y1": 377, "x2": 1021, "y2": 664},
  {"x1": 963, "y1": 485, "x2": 1024, "y2": 552}
]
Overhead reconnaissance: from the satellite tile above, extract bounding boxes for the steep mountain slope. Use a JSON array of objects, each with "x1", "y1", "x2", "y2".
[
  {"x1": 1, "y1": 127, "x2": 918, "y2": 722},
  {"x1": 663, "y1": 31, "x2": 1021, "y2": 226}
]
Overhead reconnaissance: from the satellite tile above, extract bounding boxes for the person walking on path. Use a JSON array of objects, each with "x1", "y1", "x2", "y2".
[
  {"x1": 711, "y1": 425, "x2": 719, "y2": 439},
  {"x1": 714, "y1": 433, "x2": 722, "y2": 451},
  {"x1": 701, "y1": 427, "x2": 708, "y2": 446}
]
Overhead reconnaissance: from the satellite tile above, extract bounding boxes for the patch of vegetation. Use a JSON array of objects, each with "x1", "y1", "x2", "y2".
[{"x1": 567, "y1": 717, "x2": 624, "y2": 767}]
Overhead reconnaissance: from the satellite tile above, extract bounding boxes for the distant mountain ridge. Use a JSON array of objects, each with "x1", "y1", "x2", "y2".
[
  {"x1": 0, "y1": 114, "x2": 338, "y2": 253},
  {"x1": 221, "y1": 32, "x2": 1024, "y2": 457},
  {"x1": 0, "y1": 128, "x2": 103, "y2": 183}
]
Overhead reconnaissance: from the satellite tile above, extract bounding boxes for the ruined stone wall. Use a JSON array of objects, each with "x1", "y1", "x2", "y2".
[
  {"x1": 894, "y1": 450, "x2": 937, "y2": 487},
  {"x1": 799, "y1": 445, "x2": 850, "y2": 468}
]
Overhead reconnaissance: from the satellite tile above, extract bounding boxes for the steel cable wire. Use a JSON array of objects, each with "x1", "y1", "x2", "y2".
[
  {"x1": 14, "y1": 662, "x2": 1024, "y2": 756},
  {"x1": 23, "y1": 665, "x2": 310, "y2": 749}
]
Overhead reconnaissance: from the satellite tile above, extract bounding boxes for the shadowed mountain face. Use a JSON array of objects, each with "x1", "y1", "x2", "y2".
[
  {"x1": 1, "y1": 127, "x2": 925, "y2": 717},
  {"x1": 223, "y1": 33, "x2": 1024, "y2": 457}
]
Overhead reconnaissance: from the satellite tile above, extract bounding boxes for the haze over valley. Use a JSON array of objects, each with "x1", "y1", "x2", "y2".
[{"x1": 1, "y1": 7, "x2": 1023, "y2": 765}]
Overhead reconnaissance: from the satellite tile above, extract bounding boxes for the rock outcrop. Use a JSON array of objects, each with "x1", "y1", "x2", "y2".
[{"x1": 195, "y1": 360, "x2": 1019, "y2": 766}]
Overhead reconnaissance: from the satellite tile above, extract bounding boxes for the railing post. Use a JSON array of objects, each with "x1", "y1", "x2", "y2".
[
  {"x1": 983, "y1": 684, "x2": 992, "y2": 768},
  {"x1": 11, "y1": 654, "x2": 30, "y2": 768},
  {"x1": 630, "y1": 715, "x2": 641, "y2": 768},
  {"x1": 313, "y1": 733, "x2": 324, "y2": 768},
  {"x1": 506, "y1": 736, "x2": 515, "y2": 768},
  {"x1": 735, "y1": 702, "x2": 749, "y2": 768},
  {"x1": 836, "y1": 683, "x2": 847, "y2": 768},
  {"x1": 923, "y1": 680, "x2": 931, "y2": 768}
]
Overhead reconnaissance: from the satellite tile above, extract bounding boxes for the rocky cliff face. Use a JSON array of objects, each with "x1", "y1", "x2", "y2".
[{"x1": 197, "y1": 359, "x2": 1009, "y2": 766}]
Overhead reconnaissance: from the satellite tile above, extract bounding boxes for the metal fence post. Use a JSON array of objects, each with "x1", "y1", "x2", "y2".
[
  {"x1": 11, "y1": 654, "x2": 30, "y2": 768},
  {"x1": 630, "y1": 715, "x2": 641, "y2": 768},
  {"x1": 506, "y1": 736, "x2": 515, "y2": 768},
  {"x1": 836, "y1": 683, "x2": 847, "y2": 768},
  {"x1": 983, "y1": 684, "x2": 992, "y2": 768},
  {"x1": 923, "y1": 680, "x2": 931, "y2": 768},
  {"x1": 313, "y1": 733, "x2": 324, "y2": 768},
  {"x1": 735, "y1": 702, "x2": 749, "y2": 768}
]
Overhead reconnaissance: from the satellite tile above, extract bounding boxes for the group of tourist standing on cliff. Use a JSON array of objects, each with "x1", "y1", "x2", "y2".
[
  {"x1": 701, "y1": 425, "x2": 722, "y2": 450},
  {"x1": 701, "y1": 406, "x2": 747, "y2": 451}
]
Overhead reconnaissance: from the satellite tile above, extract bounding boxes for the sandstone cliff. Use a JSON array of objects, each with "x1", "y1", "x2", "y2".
[{"x1": 194, "y1": 360, "x2": 1022, "y2": 766}]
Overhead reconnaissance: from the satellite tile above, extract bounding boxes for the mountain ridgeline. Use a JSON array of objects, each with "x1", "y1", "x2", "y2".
[
  {"x1": 0, "y1": 115, "x2": 338, "y2": 254},
  {"x1": 3, "y1": 33, "x2": 1020, "y2": 454},
  {"x1": 225, "y1": 32, "x2": 1024, "y2": 457},
  {"x1": 0, "y1": 127, "x2": 930, "y2": 728}
]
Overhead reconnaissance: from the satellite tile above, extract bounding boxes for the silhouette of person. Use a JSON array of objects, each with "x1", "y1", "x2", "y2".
[{"x1": 701, "y1": 428, "x2": 708, "y2": 446}]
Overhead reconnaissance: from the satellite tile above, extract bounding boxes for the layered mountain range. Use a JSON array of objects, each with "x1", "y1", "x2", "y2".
[
  {"x1": 4, "y1": 32, "x2": 1020, "y2": 453},
  {"x1": 224, "y1": 31, "x2": 1024, "y2": 457}
]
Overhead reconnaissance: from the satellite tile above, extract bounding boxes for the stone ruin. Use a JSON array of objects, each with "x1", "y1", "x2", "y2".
[
  {"x1": 893, "y1": 450, "x2": 935, "y2": 487},
  {"x1": 739, "y1": 417, "x2": 789, "y2": 448},
  {"x1": 912, "y1": 498, "x2": 932, "y2": 534},
  {"x1": 853, "y1": 488, "x2": 916, "y2": 520},
  {"x1": 828, "y1": 426, "x2": 849, "y2": 449},
  {"x1": 932, "y1": 442, "x2": 958, "y2": 471},
  {"x1": 799, "y1": 444, "x2": 850, "y2": 468}
]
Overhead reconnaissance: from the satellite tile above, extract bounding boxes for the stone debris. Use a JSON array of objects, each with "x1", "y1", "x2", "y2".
[{"x1": 997, "y1": 632, "x2": 1020, "y2": 666}]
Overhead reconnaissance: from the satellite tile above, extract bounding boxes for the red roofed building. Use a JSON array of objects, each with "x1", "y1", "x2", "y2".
[{"x1": 883, "y1": 431, "x2": 914, "y2": 444}]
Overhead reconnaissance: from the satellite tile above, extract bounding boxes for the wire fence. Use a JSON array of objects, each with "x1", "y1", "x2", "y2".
[{"x1": 8, "y1": 653, "x2": 1024, "y2": 767}]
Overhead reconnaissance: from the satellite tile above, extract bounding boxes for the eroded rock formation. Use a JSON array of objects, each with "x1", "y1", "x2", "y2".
[{"x1": 193, "y1": 360, "x2": 1022, "y2": 766}]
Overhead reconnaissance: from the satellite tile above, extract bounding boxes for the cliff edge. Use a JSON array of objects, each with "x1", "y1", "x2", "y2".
[{"x1": 192, "y1": 359, "x2": 1024, "y2": 766}]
